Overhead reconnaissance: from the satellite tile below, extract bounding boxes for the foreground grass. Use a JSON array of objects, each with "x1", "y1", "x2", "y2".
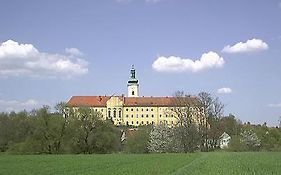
[
  {"x1": 173, "y1": 152, "x2": 281, "y2": 175},
  {"x1": 0, "y1": 152, "x2": 281, "y2": 175},
  {"x1": 0, "y1": 153, "x2": 200, "y2": 175}
]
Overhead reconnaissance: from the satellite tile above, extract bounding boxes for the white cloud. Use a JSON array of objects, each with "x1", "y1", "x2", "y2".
[
  {"x1": 217, "y1": 87, "x2": 232, "y2": 94},
  {"x1": 152, "y1": 51, "x2": 224, "y2": 73},
  {"x1": 268, "y1": 103, "x2": 281, "y2": 108},
  {"x1": 222, "y1": 38, "x2": 268, "y2": 53},
  {"x1": 0, "y1": 40, "x2": 88, "y2": 78},
  {"x1": 65, "y1": 48, "x2": 83, "y2": 56},
  {"x1": 0, "y1": 99, "x2": 42, "y2": 112}
]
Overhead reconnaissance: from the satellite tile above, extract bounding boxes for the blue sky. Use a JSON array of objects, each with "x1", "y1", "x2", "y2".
[{"x1": 0, "y1": 0, "x2": 281, "y2": 126}]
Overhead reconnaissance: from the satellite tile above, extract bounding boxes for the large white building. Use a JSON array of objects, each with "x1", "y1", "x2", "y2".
[{"x1": 67, "y1": 66, "x2": 204, "y2": 126}]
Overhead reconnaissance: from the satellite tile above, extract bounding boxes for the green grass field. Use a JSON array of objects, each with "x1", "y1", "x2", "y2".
[{"x1": 0, "y1": 152, "x2": 280, "y2": 175}]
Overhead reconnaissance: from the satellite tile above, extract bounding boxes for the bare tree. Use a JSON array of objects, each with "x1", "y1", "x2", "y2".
[
  {"x1": 170, "y1": 91, "x2": 202, "y2": 152},
  {"x1": 197, "y1": 92, "x2": 224, "y2": 151}
]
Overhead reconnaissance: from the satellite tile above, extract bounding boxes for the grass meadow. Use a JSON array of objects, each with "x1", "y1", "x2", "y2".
[{"x1": 0, "y1": 152, "x2": 280, "y2": 175}]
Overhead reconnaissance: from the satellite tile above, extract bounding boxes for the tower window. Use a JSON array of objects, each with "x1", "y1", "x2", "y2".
[{"x1": 132, "y1": 91, "x2": 135, "y2": 95}]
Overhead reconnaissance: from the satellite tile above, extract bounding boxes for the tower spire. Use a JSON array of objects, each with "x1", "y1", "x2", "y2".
[{"x1": 127, "y1": 65, "x2": 139, "y2": 97}]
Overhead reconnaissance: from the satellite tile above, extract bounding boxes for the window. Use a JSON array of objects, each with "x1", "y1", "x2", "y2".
[
  {"x1": 132, "y1": 91, "x2": 135, "y2": 95},
  {"x1": 151, "y1": 108, "x2": 153, "y2": 111},
  {"x1": 151, "y1": 114, "x2": 154, "y2": 118},
  {"x1": 141, "y1": 114, "x2": 144, "y2": 118},
  {"x1": 160, "y1": 114, "x2": 162, "y2": 118},
  {"x1": 146, "y1": 108, "x2": 148, "y2": 111},
  {"x1": 119, "y1": 111, "x2": 121, "y2": 118},
  {"x1": 171, "y1": 121, "x2": 174, "y2": 124},
  {"x1": 131, "y1": 121, "x2": 134, "y2": 125},
  {"x1": 166, "y1": 114, "x2": 168, "y2": 118},
  {"x1": 136, "y1": 121, "x2": 139, "y2": 124},
  {"x1": 118, "y1": 122, "x2": 121, "y2": 125},
  {"x1": 141, "y1": 108, "x2": 144, "y2": 111},
  {"x1": 147, "y1": 121, "x2": 149, "y2": 124},
  {"x1": 126, "y1": 108, "x2": 128, "y2": 111},
  {"x1": 131, "y1": 108, "x2": 133, "y2": 111},
  {"x1": 101, "y1": 109, "x2": 103, "y2": 112},
  {"x1": 126, "y1": 115, "x2": 128, "y2": 118},
  {"x1": 136, "y1": 108, "x2": 138, "y2": 111},
  {"x1": 131, "y1": 114, "x2": 133, "y2": 118},
  {"x1": 108, "y1": 111, "x2": 111, "y2": 118},
  {"x1": 141, "y1": 121, "x2": 144, "y2": 124},
  {"x1": 136, "y1": 114, "x2": 138, "y2": 118},
  {"x1": 126, "y1": 121, "x2": 129, "y2": 126},
  {"x1": 146, "y1": 114, "x2": 148, "y2": 118},
  {"x1": 113, "y1": 110, "x2": 116, "y2": 118},
  {"x1": 152, "y1": 121, "x2": 154, "y2": 125}
]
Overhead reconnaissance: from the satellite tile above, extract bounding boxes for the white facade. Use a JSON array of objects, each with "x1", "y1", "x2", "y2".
[
  {"x1": 128, "y1": 84, "x2": 139, "y2": 97},
  {"x1": 219, "y1": 132, "x2": 231, "y2": 149}
]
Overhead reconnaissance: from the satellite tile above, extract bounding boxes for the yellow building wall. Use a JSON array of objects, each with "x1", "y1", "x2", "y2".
[{"x1": 69, "y1": 97, "x2": 204, "y2": 127}]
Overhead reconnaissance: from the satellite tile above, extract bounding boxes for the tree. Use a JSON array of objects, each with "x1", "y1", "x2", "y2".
[
  {"x1": 228, "y1": 135, "x2": 246, "y2": 152},
  {"x1": 197, "y1": 92, "x2": 224, "y2": 151},
  {"x1": 66, "y1": 106, "x2": 103, "y2": 153},
  {"x1": 220, "y1": 114, "x2": 241, "y2": 136},
  {"x1": 240, "y1": 129, "x2": 261, "y2": 151},
  {"x1": 170, "y1": 91, "x2": 201, "y2": 153},
  {"x1": 148, "y1": 124, "x2": 174, "y2": 153},
  {"x1": 124, "y1": 126, "x2": 151, "y2": 153}
]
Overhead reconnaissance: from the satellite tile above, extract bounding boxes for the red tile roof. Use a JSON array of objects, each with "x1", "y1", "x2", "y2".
[
  {"x1": 67, "y1": 96, "x2": 110, "y2": 107},
  {"x1": 67, "y1": 96, "x2": 199, "y2": 107}
]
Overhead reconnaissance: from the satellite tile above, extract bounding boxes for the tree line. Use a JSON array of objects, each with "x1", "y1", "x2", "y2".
[{"x1": 0, "y1": 92, "x2": 281, "y2": 154}]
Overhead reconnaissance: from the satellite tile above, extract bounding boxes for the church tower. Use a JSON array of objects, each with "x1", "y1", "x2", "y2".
[{"x1": 127, "y1": 65, "x2": 139, "y2": 97}]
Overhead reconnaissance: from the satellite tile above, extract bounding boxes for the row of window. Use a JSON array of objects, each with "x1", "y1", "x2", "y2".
[
  {"x1": 126, "y1": 121, "x2": 155, "y2": 125},
  {"x1": 125, "y1": 108, "x2": 154, "y2": 112},
  {"x1": 115, "y1": 120, "x2": 174, "y2": 125},
  {"x1": 108, "y1": 113, "x2": 177, "y2": 118},
  {"x1": 126, "y1": 114, "x2": 154, "y2": 118}
]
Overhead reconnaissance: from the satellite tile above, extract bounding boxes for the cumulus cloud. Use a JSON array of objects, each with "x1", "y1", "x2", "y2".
[
  {"x1": 0, "y1": 40, "x2": 88, "y2": 78},
  {"x1": 217, "y1": 87, "x2": 232, "y2": 94},
  {"x1": 65, "y1": 48, "x2": 83, "y2": 56},
  {"x1": 152, "y1": 51, "x2": 224, "y2": 73},
  {"x1": 222, "y1": 38, "x2": 268, "y2": 53},
  {"x1": 0, "y1": 99, "x2": 42, "y2": 112},
  {"x1": 268, "y1": 103, "x2": 281, "y2": 108}
]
